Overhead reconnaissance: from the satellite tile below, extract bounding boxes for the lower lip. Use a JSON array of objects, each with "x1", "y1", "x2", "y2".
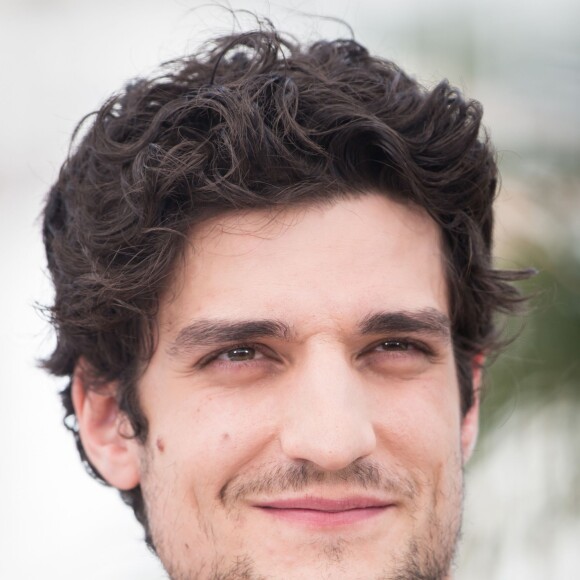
[{"x1": 257, "y1": 506, "x2": 389, "y2": 527}]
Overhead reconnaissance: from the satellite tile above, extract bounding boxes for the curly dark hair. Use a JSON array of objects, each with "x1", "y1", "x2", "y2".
[{"x1": 42, "y1": 25, "x2": 530, "y2": 544}]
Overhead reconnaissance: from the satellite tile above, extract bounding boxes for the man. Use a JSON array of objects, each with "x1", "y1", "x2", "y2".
[{"x1": 42, "y1": 24, "x2": 528, "y2": 580}]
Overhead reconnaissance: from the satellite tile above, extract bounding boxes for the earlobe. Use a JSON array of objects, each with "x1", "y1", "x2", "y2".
[
  {"x1": 460, "y1": 354, "x2": 484, "y2": 463},
  {"x1": 72, "y1": 362, "x2": 141, "y2": 490}
]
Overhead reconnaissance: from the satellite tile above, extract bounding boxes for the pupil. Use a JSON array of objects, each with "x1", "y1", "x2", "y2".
[
  {"x1": 384, "y1": 341, "x2": 407, "y2": 350},
  {"x1": 228, "y1": 347, "x2": 255, "y2": 361}
]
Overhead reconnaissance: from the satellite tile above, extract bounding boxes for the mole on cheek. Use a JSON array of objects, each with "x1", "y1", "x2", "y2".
[
  {"x1": 221, "y1": 432, "x2": 231, "y2": 443},
  {"x1": 156, "y1": 437, "x2": 165, "y2": 453}
]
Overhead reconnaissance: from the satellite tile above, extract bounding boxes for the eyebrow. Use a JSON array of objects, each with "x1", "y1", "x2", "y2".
[
  {"x1": 359, "y1": 308, "x2": 451, "y2": 340},
  {"x1": 168, "y1": 308, "x2": 451, "y2": 358},
  {"x1": 168, "y1": 319, "x2": 292, "y2": 357}
]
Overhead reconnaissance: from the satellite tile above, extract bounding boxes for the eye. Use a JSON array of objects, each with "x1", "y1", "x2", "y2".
[
  {"x1": 375, "y1": 340, "x2": 413, "y2": 352},
  {"x1": 361, "y1": 338, "x2": 435, "y2": 375},
  {"x1": 196, "y1": 342, "x2": 279, "y2": 372},
  {"x1": 364, "y1": 338, "x2": 434, "y2": 360},
  {"x1": 216, "y1": 346, "x2": 263, "y2": 362}
]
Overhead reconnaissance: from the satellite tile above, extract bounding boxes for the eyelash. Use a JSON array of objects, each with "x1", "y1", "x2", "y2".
[
  {"x1": 367, "y1": 338, "x2": 434, "y2": 357},
  {"x1": 197, "y1": 343, "x2": 271, "y2": 368},
  {"x1": 198, "y1": 338, "x2": 435, "y2": 368}
]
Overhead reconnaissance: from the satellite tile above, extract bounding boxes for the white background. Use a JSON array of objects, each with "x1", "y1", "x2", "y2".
[{"x1": 1, "y1": 1, "x2": 578, "y2": 578}]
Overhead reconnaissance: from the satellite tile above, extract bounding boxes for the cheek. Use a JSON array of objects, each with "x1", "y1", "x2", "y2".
[
  {"x1": 373, "y1": 376, "x2": 462, "y2": 473},
  {"x1": 147, "y1": 387, "x2": 278, "y2": 493},
  {"x1": 139, "y1": 389, "x2": 279, "y2": 554}
]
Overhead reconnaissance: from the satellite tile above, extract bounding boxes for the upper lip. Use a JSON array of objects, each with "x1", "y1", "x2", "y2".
[{"x1": 254, "y1": 496, "x2": 393, "y2": 512}]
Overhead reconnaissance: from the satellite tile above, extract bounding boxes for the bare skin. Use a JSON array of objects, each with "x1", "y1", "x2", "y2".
[{"x1": 74, "y1": 193, "x2": 480, "y2": 579}]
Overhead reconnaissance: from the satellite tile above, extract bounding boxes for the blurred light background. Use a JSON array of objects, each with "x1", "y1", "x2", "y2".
[{"x1": 0, "y1": 0, "x2": 578, "y2": 578}]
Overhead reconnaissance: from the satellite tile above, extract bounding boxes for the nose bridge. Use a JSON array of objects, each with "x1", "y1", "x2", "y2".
[{"x1": 279, "y1": 342, "x2": 376, "y2": 471}]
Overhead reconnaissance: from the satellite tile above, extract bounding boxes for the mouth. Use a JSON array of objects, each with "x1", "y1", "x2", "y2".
[{"x1": 253, "y1": 496, "x2": 394, "y2": 527}]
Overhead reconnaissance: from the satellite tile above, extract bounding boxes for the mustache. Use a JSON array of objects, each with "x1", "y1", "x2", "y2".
[{"x1": 219, "y1": 460, "x2": 418, "y2": 506}]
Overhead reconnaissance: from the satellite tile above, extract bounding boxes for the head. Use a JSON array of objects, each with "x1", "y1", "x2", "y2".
[{"x1": 43, "y1": 25, "x2": 528, "y2": 580}]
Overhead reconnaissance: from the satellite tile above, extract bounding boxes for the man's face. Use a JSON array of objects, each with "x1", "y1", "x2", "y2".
[{"x1": 132, "y1": 194, "x2": 478, "y2": 580}]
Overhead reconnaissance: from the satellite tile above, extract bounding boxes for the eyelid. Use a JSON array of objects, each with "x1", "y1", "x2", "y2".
[
  {"x1": 196, "y1": 342, "x2": 277, "y2": 368},
  {"x1": 195, "y1": 336, "x2": 441, "y2": 369},
  {"x1": 362, "y1": 336, "x2": 436, "y2": 357}
]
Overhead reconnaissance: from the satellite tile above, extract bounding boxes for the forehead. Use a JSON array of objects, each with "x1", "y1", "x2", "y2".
[{"x1": 161, "y1": 193, "x2": 447, "y2": 330}]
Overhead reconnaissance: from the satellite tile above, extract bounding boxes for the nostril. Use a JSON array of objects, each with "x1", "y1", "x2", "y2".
[
  {"x1": 279, "y1": 360, "x2": 376, "y2": 470},
  {"x1": 280, "y1": 418, "x2": 376, "y2": 472}
]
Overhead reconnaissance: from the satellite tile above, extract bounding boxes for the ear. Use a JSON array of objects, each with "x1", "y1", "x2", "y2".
[
  {"x1": 460, "y1": 353, "x2": 485, "y2": 463},
  {"x1": 72, "y1": 361, "x2": 141, "y2": 490}
]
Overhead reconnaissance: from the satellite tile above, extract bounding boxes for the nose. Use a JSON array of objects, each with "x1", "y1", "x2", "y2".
[{"x1": 279, "y1": 348, "x2": 377, "y2": 472}]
